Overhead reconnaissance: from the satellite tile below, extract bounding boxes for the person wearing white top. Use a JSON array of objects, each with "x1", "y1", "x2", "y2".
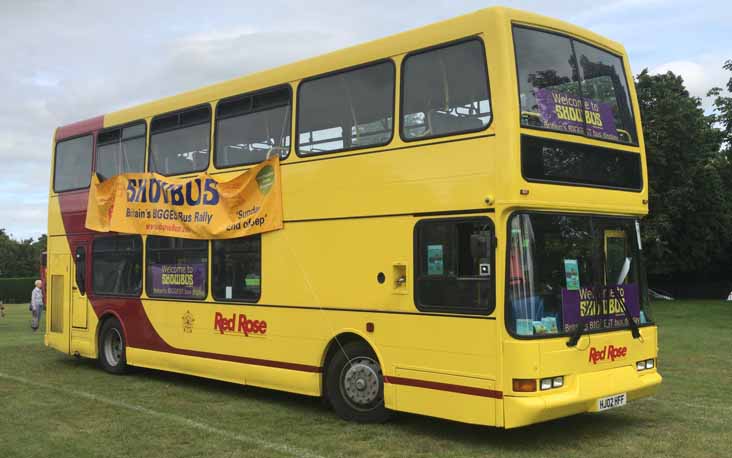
[{"x1": 30, "y1": 280, "x2": 44, "y2": 331}]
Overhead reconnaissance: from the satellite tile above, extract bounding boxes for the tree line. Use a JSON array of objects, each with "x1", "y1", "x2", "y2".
[
  {"x1": 639, "y1": 60, "x2": 732, "y2": 291},
  {"x1": 0, "y1": 61, "x2": 730, "y2": 292},
  {"x1": 0, "y1": 230, "x2": 46, "y2": 278}
]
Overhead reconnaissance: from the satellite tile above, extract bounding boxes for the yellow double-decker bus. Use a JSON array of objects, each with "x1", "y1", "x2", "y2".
[{"x1": 45, "y1": 7, "x2": 660, "y2": 428}]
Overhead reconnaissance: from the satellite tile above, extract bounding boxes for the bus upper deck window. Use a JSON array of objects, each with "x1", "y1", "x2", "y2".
[
  {"x1": 216, "y1": 86, "x2": 291, "y2": 168},
  {"x1": 401, "y1": 39, "x2": 491, "y2": 141},
  {"x1": 150, "y1": 106, "x2": 211, "y2": 176},
  {"x1": 297, "y1": 61, "x2": 394, "y2": 156},
  {"x1": 96, "y1": 123, "x2": 146, "y2": 181}
]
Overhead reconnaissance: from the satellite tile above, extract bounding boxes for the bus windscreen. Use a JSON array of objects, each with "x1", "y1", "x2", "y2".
[{"x1": 507, "y1": 212, "x2": 652, "y2": 339}]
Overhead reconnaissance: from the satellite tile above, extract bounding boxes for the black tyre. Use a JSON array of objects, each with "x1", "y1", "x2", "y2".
[
  {"x1": 98, "y1": 318, "x2": 128, "y2": 374},
  {"x1": 325, "y1": 341, "x2": 390, "y2": 423}
]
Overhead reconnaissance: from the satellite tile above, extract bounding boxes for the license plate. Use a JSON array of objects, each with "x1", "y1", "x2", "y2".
[{"x1": 597, "y1": 393, "x2": 627, "y2": 411}]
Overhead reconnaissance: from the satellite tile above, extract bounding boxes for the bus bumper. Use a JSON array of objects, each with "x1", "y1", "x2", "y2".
[{"x1": 503, "y1": 366, "x2": 662, "y2": 428}]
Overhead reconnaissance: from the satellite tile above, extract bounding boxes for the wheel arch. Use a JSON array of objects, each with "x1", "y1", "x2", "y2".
[
  {"x1": 95, "y1": 309, "x2": 128, "y2": 357},
  {"x1": 320, "y1": 330, "x2": 384, "y2": 396}
]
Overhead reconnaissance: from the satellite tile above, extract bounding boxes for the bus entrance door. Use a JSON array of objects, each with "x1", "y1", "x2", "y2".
[{"x1": 46, "y1": 253, "x2": 71, "y2": 354}]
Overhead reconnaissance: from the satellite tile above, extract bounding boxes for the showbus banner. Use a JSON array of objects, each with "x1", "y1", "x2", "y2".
[{"x1": 85, "y1": 156, "x2": 283, "y2": 239}]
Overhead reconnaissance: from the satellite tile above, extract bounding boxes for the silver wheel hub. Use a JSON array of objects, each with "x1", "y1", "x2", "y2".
[
  {"x1": 341, "y1": 357, "x2": 381, "y2": 407},
  {"x1": 104, "y1": 328, "x2": 123, "y2": 366}
]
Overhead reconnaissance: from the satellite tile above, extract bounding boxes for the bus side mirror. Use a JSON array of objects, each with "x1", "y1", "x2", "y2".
[{"x1": 75, "y1": 246, "x2": 86, "y2": 295}]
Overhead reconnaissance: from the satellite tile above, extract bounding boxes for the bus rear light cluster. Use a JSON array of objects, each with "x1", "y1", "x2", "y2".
[
  {"x1": 636, "y1": 359, "x2": 655, "y2": 371},
  {"x1": 540, "y1": 376, "x2": 564, "y2": 390}
]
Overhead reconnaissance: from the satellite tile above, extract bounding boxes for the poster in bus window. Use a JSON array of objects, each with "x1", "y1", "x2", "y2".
[
  {"x1": 561, "y1": 283, "x2": 640, "y2": 334},
  {"x1": 534, "y1": 88, "x2": 619, "y2": 141},
  {"x1": 149, "y1": 263, "x2": 206, "y2": 298},
  {"x1": 564, "y1": 259, "x2": 580, "y2": 290},
  {"x1": 427, "y1": 245, "x2": 444, "y2": 275}
]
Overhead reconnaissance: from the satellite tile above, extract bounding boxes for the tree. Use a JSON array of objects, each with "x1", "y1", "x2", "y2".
[
  {"x1": 635, "y1": 69, "x2": 730, "y2": 277},
  {"x1": 708, "y1": 60, "x2": 732, "y2": 195},
  {"x1": 528, "y1": 69, "x2": 571, "y2": 89},
  {"x1": 0, "y1": 229, "x2": 19, "y2": 277},
  {"x1": 0, "y1": 229, "x2": 47, "y2": 278},
  {"x1": 708, "y1": 60, "x2": 732, "y2": 158},
  {"x1": 707, "y1": 60, "x2": 732, "y2": 275}
]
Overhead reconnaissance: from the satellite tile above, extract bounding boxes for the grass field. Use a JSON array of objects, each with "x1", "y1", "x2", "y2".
[{"x1": 1, "y1": 300, "x2": 731, "y2": 458}]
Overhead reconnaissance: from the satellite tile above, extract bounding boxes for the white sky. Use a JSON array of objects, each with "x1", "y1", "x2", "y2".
[{"x1": 1, "y1": 0, "x2": 729, "y2": 240}]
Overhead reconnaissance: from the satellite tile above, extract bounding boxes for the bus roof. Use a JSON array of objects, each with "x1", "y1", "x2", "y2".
[{"x1": 55, "y1": 6, "x2": 627, "y2": 140}]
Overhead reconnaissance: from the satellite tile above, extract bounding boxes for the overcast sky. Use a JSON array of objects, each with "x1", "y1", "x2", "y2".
[{"x1": 1, "y1": 0, "x2": 729, "y2": 240}]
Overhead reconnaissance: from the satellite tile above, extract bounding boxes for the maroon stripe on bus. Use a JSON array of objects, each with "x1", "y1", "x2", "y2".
[
  {"x1": 57, "y1": 190, "x2": 90, "y2": 235},
  {"x1": 56, "y1": 115, "x2": 104, "y2": 141},
  {"x1": 164, "y1": 348, "x2": 322, "y2": 373},
  {"x1": 88, "y1": 300, "x2": 322, "y2": 374},
  {"x1": 384, "y1": 375, "x2": 503, "y2": 399}
]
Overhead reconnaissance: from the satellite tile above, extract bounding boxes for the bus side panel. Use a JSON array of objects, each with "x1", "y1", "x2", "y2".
[
  {"x1": 392, "y1": 369, "x2": 497, "y2": 425},
  {"x1": 386, "y1": 317, "x2": 499, "y2": 425},
  {"x1": 126, "y1": 302, "x2": 500, "y2": 422},
  {"x1": 127, "y1": 347, "x2": 246, "y2": 386},
  {"x1": 269, "y1": 136, "x2": 496, "y2": 224},
  {"x1": 45, "y1": 194, "x2": 72, "y2": 354},
  {"x1": 132, "y1": 215, "x2": 500, "y2": 424},
  {"x1": 46, "y1": 251, "x2": 71, "y2": 354}
]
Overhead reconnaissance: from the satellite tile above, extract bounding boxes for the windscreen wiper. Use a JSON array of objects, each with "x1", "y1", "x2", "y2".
[
  {"x1": 566, "y1": 284, "x2": 603, "y2": 347},
  {"x1": 566, "y1": 316, "x2": 585, "y2": 347},
  {"x1": 616, "y1": 289, "x2": 641, "y2": 339}
]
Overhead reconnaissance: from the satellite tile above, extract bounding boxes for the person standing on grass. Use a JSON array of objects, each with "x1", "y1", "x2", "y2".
[
  {"x1": 1, "y1": 300, "x2": 5, "y2": 318},
  {"x1": 31, "y1": 280, "x2": 44, "y2": 331}
]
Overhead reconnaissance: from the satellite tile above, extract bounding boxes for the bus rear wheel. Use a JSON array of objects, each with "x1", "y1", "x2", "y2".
[
  {"x1": 325, "y1": 341, "x2": 390, "y2": 423},
  {"x1": 99, "y1": 318, "x2": 128, "y2": 374}
]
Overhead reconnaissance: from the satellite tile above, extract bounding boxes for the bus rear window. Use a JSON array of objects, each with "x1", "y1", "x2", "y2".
[
  {"x1": 54, "y1": 135, "x2": 93, "y2": 192},
  {"x1": 514, "y1": 26, "x2": 637, "y2": 144},
  {"x1": 521, "y1": 135, "x2": 642, "y2": 190}
]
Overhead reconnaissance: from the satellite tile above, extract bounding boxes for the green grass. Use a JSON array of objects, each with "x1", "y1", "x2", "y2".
[{"x1": 1, "y1": 300, "x2": 731, "y2": 458}]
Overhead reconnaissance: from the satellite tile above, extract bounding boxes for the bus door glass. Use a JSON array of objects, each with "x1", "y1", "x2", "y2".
[{"x1": 72, "y1": 244, "x2": 89, "y2": 329}]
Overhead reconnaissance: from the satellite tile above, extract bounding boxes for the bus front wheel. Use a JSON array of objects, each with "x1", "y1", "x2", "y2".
[
  {"x1": 98, "y1": 318, "x2": 128, "y2": 374},
  {"x1": 325, "y1": 341, "x2": 390, "y2": 423}
]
